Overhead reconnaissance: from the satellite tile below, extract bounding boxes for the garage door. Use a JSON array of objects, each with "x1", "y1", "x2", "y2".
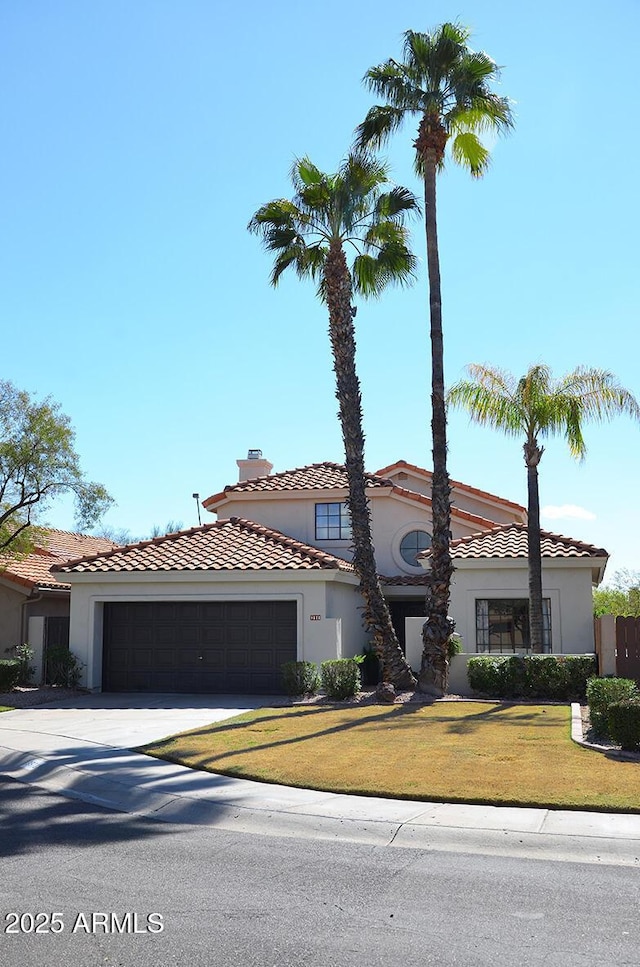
[{"x1": 102, "y1": 601, "x2": 297, "y2": 693}]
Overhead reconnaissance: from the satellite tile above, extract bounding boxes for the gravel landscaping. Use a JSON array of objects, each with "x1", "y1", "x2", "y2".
[{"x1": 0, "y1": 685, "x2": 86, "y2": 709}]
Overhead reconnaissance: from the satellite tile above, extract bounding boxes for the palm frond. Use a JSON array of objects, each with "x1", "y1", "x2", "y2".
[
  {"x1": 355, "y1": 104, "x2": 406, "y2": 152},
  {"x1": 448, "y1": 377, "x2": 525, "y2": 436},
  {"x1": 450, "y1": 362, "x2": 639, "y2": 463},
  {"x1": 359, "y1": 23, "x2": 512, "y2": 176},
  {"x1": 375, "y1": 185, "x2": 421, "y2": 219},
  {"x1": 450, "y1": 131, "x2": 491, "y2": 176}
]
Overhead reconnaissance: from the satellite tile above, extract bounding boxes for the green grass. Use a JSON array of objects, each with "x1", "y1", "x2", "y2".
[
  {"x1": 0, "y1": 706, "x2": 14, "y2": 712},
  {"x1": 137, "y1": 702, "x2": 640, "y2": 812}
]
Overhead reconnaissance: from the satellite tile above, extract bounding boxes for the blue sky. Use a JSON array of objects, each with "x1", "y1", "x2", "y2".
[{"x1": 1, "y1": 0, "x2": 638, "y2": 581}]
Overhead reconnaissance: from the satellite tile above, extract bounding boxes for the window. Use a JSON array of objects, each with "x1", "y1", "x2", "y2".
[
  {"x1": 476, "y1": 598, "x2": 552, "y2": 653},
  {"x1": 399, "y1": 529, "x2": 432, "y2": 567},
  {"x1": 315, "y1": 502, "x2": 351, "y2": 540}
]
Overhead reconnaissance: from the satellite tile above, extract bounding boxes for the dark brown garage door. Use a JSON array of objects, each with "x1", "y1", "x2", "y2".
[{"x1": 102, "y1": 601, "x2": 297, "y2": 693}]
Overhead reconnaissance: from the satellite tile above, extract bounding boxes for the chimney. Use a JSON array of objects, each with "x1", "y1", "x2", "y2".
[{"x1": 236, "y1": 449, "x2": 273, "y2": 482}]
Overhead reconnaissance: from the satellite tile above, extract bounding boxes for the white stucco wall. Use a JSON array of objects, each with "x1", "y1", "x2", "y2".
[
  {"x1": 448, "y1": 560, "x2": 596, "y2": 655},
  {"x1": 66, "y1": 571, "x2": 361, "y2": 690},
  {"x1": 325, "y1": 581, "x2": 367, "y2": 659},
  {"x1": 379, "y1": 468, "x2": 525, "y2": 524},
  {"x1": 214, "y1": 489, "x2": 494, "y2": 579}
]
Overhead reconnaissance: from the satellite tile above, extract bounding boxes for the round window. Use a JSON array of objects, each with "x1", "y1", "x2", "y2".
[{"x1": 399, "y1": 530, "x2": 432, "y2": 567}]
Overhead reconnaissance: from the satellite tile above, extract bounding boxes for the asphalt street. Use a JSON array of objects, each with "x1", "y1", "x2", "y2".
[{"x1": 2, "y1": 777, "x2": 639, "y2": 967}]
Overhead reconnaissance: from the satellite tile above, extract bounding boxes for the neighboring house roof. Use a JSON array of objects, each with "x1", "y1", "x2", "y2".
[
  {"x1": 204, "y1": 461, "x2": 501, "y2": 530},
  {"x1": 420, "y1": 523, "x2": 609, "y2": 561},
  {"x1": 0, "y1": 529, "x2": 118, "y2": 592},
  {"x1": 54, "y1": 518, "x2": 356, "y2": 575},
  {"x1": 376, "y1": 459, "x2": 527, "y2": 514}
]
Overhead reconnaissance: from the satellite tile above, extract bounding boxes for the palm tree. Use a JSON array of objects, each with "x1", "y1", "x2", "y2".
[
  {"x1": 249, "y1": 154, "x2": 418, "y2": 689},
  {"x1": 356, "y1": 24, "x2": 513, "y2": 695},
  {"x1": 448, "y1": 363, "x2": 640, "y2": 652}
]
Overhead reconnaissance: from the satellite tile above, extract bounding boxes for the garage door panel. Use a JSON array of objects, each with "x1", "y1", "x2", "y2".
[{"x1": 103, "y1": 601, "x2": 297, "y2": 693}]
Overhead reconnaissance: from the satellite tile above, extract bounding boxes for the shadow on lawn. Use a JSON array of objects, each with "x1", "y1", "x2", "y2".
[{"x1": 138, "y1": 702, "x2": 562, "y2": 771}]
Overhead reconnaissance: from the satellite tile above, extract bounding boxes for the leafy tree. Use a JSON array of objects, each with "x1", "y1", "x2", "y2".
[
  {"x1": 250, "y1": 154, "x2": 418, "y2": 689},
  {"x1": 594, "y1": 570, "x2": 640, "y2": 617},
  {"x1": 356, "y1": 23, "x2": 513, "y2": 695},
  {"x1": 0, "y1": 379, "x2": 113, "y2": 555},
  {"x1": 448, "y1": 364, "x2": 640, "y2": 651},
  {"x1": 149, "y1": 520, "x2": 184, "y2": 538}
]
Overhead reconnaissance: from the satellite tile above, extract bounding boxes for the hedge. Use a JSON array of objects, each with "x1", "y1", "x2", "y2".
[
  {"x1": 607, "y1": 699, "x2": 640, "y2": 751},
  {"x1": 586, "y1": 677, "x2": 639, "y2": 736},
  {"x1": 0, "y1": 659, "x2": 21, "y2": 692},
  {"x1": 467, "y1": 654, "x2": 597, "y2": 700}
]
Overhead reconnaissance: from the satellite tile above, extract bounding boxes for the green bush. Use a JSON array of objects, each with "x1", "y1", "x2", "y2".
[
  {"x1": 5, "y1": 643, "x2": 35, "y2": 685},
  {"x1": 561, "y1": 656, "x2": 599, "y2": 699},
  {"x1": 586, "y1": 677, "x2": 639, "y2": 736},
  {"x1": 468, "y1": 654, "x2": 598, "y2": 700},
  {"x1": 281, "y1": 661, "x2": 319, "y2": 697},
  {"x1": 467, "y1": 656, "x2": 526, "y2": 697},
  {"x1": 321, "y1": 659, "x2": 361, "y2": 700},
  {"x1": 45, "y1": 645, "x2": 84, "y2": 688},
  {"x1": 607, "y1": 699, "x2": 640, "y2": 751},
  {"x1": 0, "y1": 659, "x2": 21, "y2": 692}
]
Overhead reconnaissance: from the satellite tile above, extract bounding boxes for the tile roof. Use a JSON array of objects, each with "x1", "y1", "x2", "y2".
[
  {"x1": 0, "y1": 529, "x2": 118, "y2": 592},
  {"x1": 203, "y1": 462, "x2": 391, "y2": 508},
  {"x1": 376, "y1": 459, "x2": 526, "y2": 513},
  {"x1": 380, "y1": 574, "x2": 430, "y2": 586},
  {"x1": 54, "y1": 518, "x2": 356, "y2": 575},
  {"x1": 204, "y1": 461, "x2": 501, "y2": 529},
  {"x1": 419, "y1": 523, "x2": 608, "y2": 561}
]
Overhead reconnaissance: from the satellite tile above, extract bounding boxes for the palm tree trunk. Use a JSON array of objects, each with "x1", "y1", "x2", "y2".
[
  {"x1": 524, "y1": 439, "x2": 544, "y2": 653},
  {"x1": 417, "y1": 126, "x2": 454, "y2": 696},
  {"x1": 324, "y1": 240, "x2": 416, "y2": 689}
]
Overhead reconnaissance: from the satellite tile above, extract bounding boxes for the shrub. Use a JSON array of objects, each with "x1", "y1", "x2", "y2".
[
  {"x1": 561, "y1": 655, "x2": 599, "y2": 699},
  {"x1": 321, "y1": 659, "x2": 361, "y2": 700},
  {"x1": 0, "y1": 659, "x2": 21, "y2": 692},
  {"x1": 586, "y1": 677, "x2": 639, "y2": 736},
  {"x1": 447, "y1": 633, "x2": 463, "y2": 661},
  {"x1": 468, "y1": 654, "x2": 598, "y2": 700},
  {"x1": 281, "y1": 661, "x2": 319, "y2": 697},
  {"x1": 45, "y1": 645, "x2": 84, "y2": 688},
  {"x1": 5, "y1": 643, "x2": 35, "y2": 685},
  {"x1": 607, "y1": 699, "x2": 640, "y2": 751},
  {"x1": 467, "y1": 656, "x2": 526, "y2": 697}
]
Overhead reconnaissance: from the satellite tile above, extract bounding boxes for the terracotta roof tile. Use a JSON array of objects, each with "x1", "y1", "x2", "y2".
[
  {"x1": 376, "y1": 459, "x2": 526, "y2": 513},
  {"x1": 380, "y1": 574, "x2": 430, "y2": 586},
  {"x1": 204, "y1": 461, "x2": 501, "y2": 528},
  {"x1": 389, "y1": 484, "x2": 500, "y2": 529},
  {"x1": 419, "y1": 523, "x2": 608, "y2": 561},
  {"x1": 54, "y1": 518, "x2": 356, "y2": 575},
  {"x1": 203, "y1": 462, "x2": 391, "y2": 508},
  {"x1": 0, "y1": 529, "x2": 118, "y2": 591}
]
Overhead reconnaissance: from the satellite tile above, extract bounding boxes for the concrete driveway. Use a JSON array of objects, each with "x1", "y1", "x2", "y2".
[{"x1": 0, "y1": 692, "x2": 277, "y2": 747}]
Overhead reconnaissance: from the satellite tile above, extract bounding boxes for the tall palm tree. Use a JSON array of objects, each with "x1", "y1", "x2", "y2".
[
  {"x1": 356, "y1": 24, "x2": 513, "y2": 694},
  {"x1": 249, "y1": 154, "x2": 418, "y2": 689},
  {"x1": 448, "y1": 363, "x2": 640, "y2": 652}
]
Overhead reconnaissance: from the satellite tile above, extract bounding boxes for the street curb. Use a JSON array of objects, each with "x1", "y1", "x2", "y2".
[
  {"x1": 3, "y1": 742, "x2": 640, "y2": 867},
  {"x1": 570, "y1": 702, "x2": 640, "y2": 761}
]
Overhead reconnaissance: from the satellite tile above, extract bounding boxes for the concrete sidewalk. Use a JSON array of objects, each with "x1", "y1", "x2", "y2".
[{"x1": 1, "y1": 694, "x2": 640, "y2": 865}]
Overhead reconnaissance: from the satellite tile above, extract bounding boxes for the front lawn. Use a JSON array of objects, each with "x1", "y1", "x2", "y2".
[{"x1": 138, "y1": 702, "x2": 640, "y2": 812}]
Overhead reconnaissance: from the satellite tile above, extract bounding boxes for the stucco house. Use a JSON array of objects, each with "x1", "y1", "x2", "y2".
[
  {"x1": 0, "y1": 529, "x2": 117, "y2": 682},
  {"x1": 54, "y1": 451, "x2": 608, "y2": 694}
]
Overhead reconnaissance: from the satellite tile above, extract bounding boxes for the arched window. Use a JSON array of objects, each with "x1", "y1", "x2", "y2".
[{"x1": 399, "y1": 530, "x2": 432, "y2": 567}]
